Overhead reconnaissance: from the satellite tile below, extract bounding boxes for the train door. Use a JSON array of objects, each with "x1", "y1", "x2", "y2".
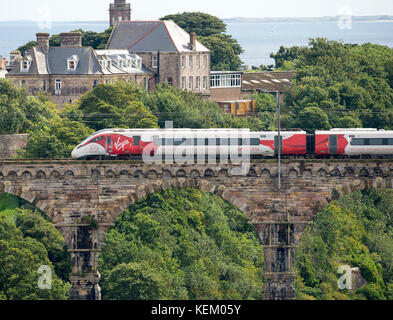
[
  {"x1": 132, "y1": 136, "x2": 142, "y2": 155},
  {"x1": 106, "y1": 135, "x2": 113, "y2": 155},
  {"x1": 329, "y1": 135, "x2": 338, "y2": 155}
]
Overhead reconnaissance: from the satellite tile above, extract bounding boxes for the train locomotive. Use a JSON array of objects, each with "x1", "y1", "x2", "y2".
[{"x1": 71, "y1": 128, "x2": 393, "y2": 160}]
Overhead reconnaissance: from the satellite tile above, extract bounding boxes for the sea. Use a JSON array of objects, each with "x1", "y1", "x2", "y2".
[{"x1": 1, "y1": 19, "x2": 393, "y2": 67}]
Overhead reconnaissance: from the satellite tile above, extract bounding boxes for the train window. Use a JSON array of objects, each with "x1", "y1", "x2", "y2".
[
  {"x1": 173, "y1": 138, "x2": 187, "y2": 146},
  {"x1": 90, "y1": 136, "x2": 103, "y2": 143},
  {"x1": 389, "y1": 139, "x2": 393, "y2": 145},
  {"x1": 383, "y1": 139, "x2": 388, "y2": 146},
  {"x1": 350, "y1": 138, "x2": 364, "y2": 145},
  {"x1": 251, "y1": 138, "x2": 260, "y2": 146},
  {"x1": 153, "y1": 136, "x2": 161, "y2": 146},
  {"x1": 370, "y1": 138, "x2": 383, "y2": 145},
  {"x1": 364, "y1": 139, "x2": 370, "y2": 145},
  {"x1": 107, "y1": 137, "x2": 111, "y2": 145},
  {"x1": 134, "y1": 136, "x2": 141, "y2": 146}
]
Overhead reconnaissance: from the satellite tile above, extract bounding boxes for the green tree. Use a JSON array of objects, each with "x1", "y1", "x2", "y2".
[
  {"x1": 160, "y1": 12, "x2": 226, "y2": 37},
  {"x1": 294, "y1": 189, "x2": 393, "y2": 300},
  {"x1": 0, "y1": 214, "x2": 70, "y2": 300},
  {"x1": 0, "y1": 79, "x2": 57, "y2": 134},
  {"x1": 199, "y1": 34, "x2": 243, "y2": 71},
  {"x1": 73, "y1": 81, "x2": 158, "y2": 131},
  {"x1": 20, "y1": 119, "x2": 94, "y2": 159},
  {"x1": 99, "y1": 189, "x2": 265, "y2": 300},
  {"x1": 295, "y1": 107, "x2": 331, "y2": 132},
  {"x1": 278, "y1": 38, "x2": 393, "y2": 130}
]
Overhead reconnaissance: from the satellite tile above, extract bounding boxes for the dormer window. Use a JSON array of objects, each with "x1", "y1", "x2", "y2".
[
  {"x1": 20, "y1": 57, "x2": 31, "y2": 72},
  {"x1": 67, "y1": 55, "x2": 79, "y2": 70}
]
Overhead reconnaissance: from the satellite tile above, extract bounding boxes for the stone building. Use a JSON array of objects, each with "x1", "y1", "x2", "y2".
[
  {"x1": 6, "y1": 32, "x2": 154, "y2": 107},
  {"x1": 109, "y1": 0, "x2": 131, "y2": 27},
  {"x1": 106, "y1": 20, "x2": 211, "y2": 98},
  {"x1": 0, "y1": 55, "x2": 7, "y2": 79}
]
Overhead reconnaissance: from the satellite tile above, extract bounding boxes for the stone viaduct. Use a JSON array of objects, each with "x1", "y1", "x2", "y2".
[{"x1": 1, "y1": 159, "x2": 393, "y2": 300}]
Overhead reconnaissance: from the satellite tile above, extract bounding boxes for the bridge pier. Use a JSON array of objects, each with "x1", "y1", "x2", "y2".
[
  {"x1": 59, "y1": 221, "x2": 105, "y2": 300},
  {"x1": 256, "y1": 221, "x2": 308, "y2": 300}
]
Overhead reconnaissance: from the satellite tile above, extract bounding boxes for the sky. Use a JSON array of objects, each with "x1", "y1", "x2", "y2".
[{"x1": 1, "y1": 0, "x2": 393, "y2": 21}]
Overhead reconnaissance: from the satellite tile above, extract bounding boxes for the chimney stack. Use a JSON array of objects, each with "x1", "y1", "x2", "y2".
[
  {"x1": 60, "y1": 32, "x2": 82, "y2": 47},
  {"x1": 189, "y1": 32, "x2": 197, "y2": 51},
  {"x1": 9, "y1": 50, "x2": 22, "y2": 66},
  {"x1": 36, "y1": 33, "x2": 50, "y2": 52}
]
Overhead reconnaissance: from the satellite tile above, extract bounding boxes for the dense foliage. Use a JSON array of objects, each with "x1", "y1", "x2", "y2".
[
  {"x1": 65, "y1": 81, "x2": 265, "y2": 132},
  {"x1": 98, "y1": 189, "x2": 265, "y2": 300},
  {"x1": 160, "y1": 12, "x2": 243, "y2": 70},
  {"x1": 294, "y1": 189, "x2": 393, "y2": 300},
  {"x1": 0, "y1": 193, "x2": 71, "y2": 300},
  {"x1": 273, "y1": 39, "x2": 393, "y2": 132}
]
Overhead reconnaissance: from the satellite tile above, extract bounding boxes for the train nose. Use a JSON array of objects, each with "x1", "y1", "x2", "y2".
[{"x1": 71, "y1": 148, "x2": 79, "y2": 160}]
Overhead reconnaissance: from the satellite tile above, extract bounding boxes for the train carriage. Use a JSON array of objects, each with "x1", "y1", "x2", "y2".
[
  {"x1": 71, "y1": 129, "x2": 307, "y2": 160},
  {"x1": 315, "y1": 129, "x2": 393, "y2": 156}
]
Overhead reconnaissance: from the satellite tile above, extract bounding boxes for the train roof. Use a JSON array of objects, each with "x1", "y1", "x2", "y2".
[{"x1": 316, "y1": 129, "x2": 393, "y2": 134}]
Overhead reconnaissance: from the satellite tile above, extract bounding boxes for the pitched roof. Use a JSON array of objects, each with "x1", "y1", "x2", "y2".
[
  {"x1": 242, "y1": 71, "x2": 296, "y2": 92},
  {"x1": 47, "y1": 47, "x2": 101, "y2": 75},
  {"x1": 107, "y1": 20, "x2": 210, "y2": 53},
  {"x1": 6, "y1": 46, "x2": 152, "y2": 76}
]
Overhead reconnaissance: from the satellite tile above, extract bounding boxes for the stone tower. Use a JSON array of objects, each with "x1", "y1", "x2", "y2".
[{"x1": 109, "y1": 0, "x2": 131, "y2": 27}]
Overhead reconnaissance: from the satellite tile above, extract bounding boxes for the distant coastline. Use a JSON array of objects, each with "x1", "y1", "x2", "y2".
[
  {"x1": 223, "y1": 15, "x2": 393, "y2": 23},
  {"x1": 1, "y1": 15, "x2": 393, "y2": 24}
]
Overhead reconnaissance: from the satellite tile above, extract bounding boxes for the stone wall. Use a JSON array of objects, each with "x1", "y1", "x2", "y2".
[{"x1": 0, "y1": 134, "x2": 29, "y2": 159}]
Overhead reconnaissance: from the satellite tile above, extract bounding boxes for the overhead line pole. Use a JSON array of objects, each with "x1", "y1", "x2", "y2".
[{"x1": 276, "y1": 91, "x2": 281, "y2": 190}]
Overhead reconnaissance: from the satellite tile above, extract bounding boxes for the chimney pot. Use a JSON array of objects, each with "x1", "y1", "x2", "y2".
[{"x1": 60, "y1": 32, "x2": 82, "y2": 47}]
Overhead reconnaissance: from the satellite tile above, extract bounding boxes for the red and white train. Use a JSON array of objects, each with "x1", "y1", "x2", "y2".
[{"x1": 71, "y1": 128, "x2": 393, "y2": 160}]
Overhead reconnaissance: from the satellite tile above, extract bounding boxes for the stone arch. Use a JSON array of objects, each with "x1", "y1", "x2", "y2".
[
  {"x1": 7, "y1": 171, "x2": 18, "y2": 180},
  {"x1": 64, "y1": 170, "x2": 75, "y2": 179},
  {"x1": 50, "y1": 171, "x2": 61, "y2": 181},
  {"x1": 218, "y1": 169, "x2": 229, "y2": 178},
  {"x1": 105, "y1": 170, "x2": 116, "y2": 179},
  {"x1": 36, "y1": 170, "x2": 46, "y2": 180},
  {"x1": 0, "y1": 187, "x2": 54, "y2": 222},
  {"x1": 119, "y1": 170, "x2": 131, "y2": 179},
  {"x1": 190, "y1": 170, "x2": 200, "y2": 179},
  {"x1": 133, "y1": 169, "x2": 144, "y2": 178},
  {"x1": 21, "y1": 171, "x2": 33, "y2": 181},
  {"x1": 146, "y1": 170, "x2": 158, "y2": 179},
  {"x1": 261, "y1": 169, "x2": 271, "y2": 178},
  {"x1": 317, "y1": 177, "x2": 392, "y2": 214},
  {"x1": 288, "y1": 169, "x2": 299, "y2": 178},
  {"x1": 204, "y1": 169, "x2": 215, "y2": 178},
  {"x1": 176, "y1": 169, "x2": 186, "y2": 178},
  {"x1": 359, "y1": 168, "x2": 369, "y2": 177},
  {"x1": 107, "y1": 178, "x2": 250, "y2": 224},
  {"x1": 344, "y1": 167, "x2": 355, "y2": 177},
  {"x1": 247, "y1": 168, "x2": 257, "y2": 177},
  {"x1": 329, "y1": 168, "x2": 342, "y2": 177},
  {"x1": 316, "y1": 168, "x2": 327, "y2": 178}
]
